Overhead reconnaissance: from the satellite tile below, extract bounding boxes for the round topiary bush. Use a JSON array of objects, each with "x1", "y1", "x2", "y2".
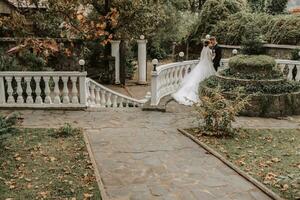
[{"x1": 228, "y1": 55, "x2": 276, "y2": 73}]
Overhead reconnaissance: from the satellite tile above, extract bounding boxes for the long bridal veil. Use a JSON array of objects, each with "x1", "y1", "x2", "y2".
[{"x1": 171, "y1": 47, "x2": 216, "y2": 106}]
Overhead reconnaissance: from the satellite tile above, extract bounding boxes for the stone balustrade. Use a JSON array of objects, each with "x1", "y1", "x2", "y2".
[
  {"x1": 0, "y1": 71, "x2": 87, "y2": 108},
  {"x1": 220, "y1": 59, "x2": 300, "y2": 81},
  {"x1": 150, "y1": 59, "x2": 300, "y2": 106},
  {"x1": 150, "y1": 60, "x2": 199, "y2": 106},
  {"x1": 86, "y1": 78, "x2": 148, "y2": 108}
]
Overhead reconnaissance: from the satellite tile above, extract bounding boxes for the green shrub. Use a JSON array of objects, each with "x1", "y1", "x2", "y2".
[
  {"x1": 191, "y1": 0, "x2": 248, "y2": 40},
  {"x1": 265, "y1": 0, "x2": 289, "y2": 15},
  {"x1": 18, "y1": 51, "x2": 47, "y2": 71},
  {"x1": 241, "y1": 35, "x2": 266, "y2": 55},
  {"x1": 0, "y1": 113, "x2": 19, "y2": 141},
  {"x1": 0, "y1": 54, "x2": 21, "y2": 71},
  {"x1": 212, "y1": 12, "x2": 300, "y2": 45},
  {"x1": 211, "y1": 12, "x2": 269, "y2": 45},
  {"x1": 51, "y1": 123, "x2": 78, "y2": 138},
  {"x1": 229, "y1": 55, "x2": 276, "y2": 73},
  {"x1": 220, "y1": 68, "x2": 283, "y2": 80},
  {"x1": 263, "y1": 14, "x2": 300, "y2": 45},
  {"x1": 248, "y1": 0, "x2": 266, "y2": 12},
  {"x1": 204, "y1": 76, "x2": 300, "y2": 94},
  {"x1": 291, "y1": 48, "x2": 300, "y2": 60},
  {"x1": 195, "y1": 86, "x2": 249, "y2": 137}
]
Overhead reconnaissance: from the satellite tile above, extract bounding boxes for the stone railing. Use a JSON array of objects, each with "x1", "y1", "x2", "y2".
[
  {"x1": 220, "y1": 59, "x2": 300, "y2": 81},
  {"x1": 150, "y1": 60, "x2": 199, "y2": 106},
  {"x1": 150, "y1": 59, "x2": 300, "y2": 106},
  {"x1": 0, "y1": 71, "x2": 87, "y2": 108},
  {"x1": 0, "y1": 71, "x2": 147, "y2": 109},
  {"x1": 86, "y1": 78, "x2": 148, "y2": 108}
]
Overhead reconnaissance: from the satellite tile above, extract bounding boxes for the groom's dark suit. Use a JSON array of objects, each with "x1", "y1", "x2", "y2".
[{"x1": 212, "y1": 44, "x2": 222, "y2": 72}]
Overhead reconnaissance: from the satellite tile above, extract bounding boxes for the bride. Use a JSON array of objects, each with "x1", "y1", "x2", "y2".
[{"x1": 172, "y1": 40, "x2": 216, "y2": 106}]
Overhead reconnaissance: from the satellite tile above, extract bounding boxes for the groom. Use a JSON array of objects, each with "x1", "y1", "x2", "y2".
[{"x1": 210, "y1": 36, "x2": 222, "y2": 72}]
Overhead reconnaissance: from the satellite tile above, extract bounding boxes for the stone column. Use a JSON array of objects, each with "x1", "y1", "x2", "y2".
[
  {"x1": 151, "y1": 71, "x2": 159, "y2": 106},
  {"x1": 79, "y1": 72, "x2": 87, "y2": 106},
  {"x1": 137, "y1": 38, "x2": 147, "y2": 84},
  {"x1": 111, "y1": 40, "x2": 121, "y2": 84},
  {"x1": 0, "y1": 77, "x2": 5, "y2": 104}
]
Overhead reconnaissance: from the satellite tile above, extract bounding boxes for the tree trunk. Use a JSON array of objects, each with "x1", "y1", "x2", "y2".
[{"x1": 119, "y1": 40, "x2": 127, "y2": 85}]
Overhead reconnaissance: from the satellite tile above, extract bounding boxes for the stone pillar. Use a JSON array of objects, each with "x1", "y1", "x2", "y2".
[
  {"x1": 150, "y1": 71, "x2": 159, "y2": 106},
  {"x1": 79, "y1": 72, "x2": 87, "y2": 106},
  {"x1": 0, "y1": 77, "x2": 5, "y2": 104},
  {"x1": 111, "y1": 40, "x2": 121, "y2": 84},
  {"x1": 137, "y1": 38, "x2": 147, "y2": 84}
]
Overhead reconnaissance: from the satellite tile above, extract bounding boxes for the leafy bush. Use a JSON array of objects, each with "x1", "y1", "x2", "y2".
[
  {"x1": 263, "y1": 14, "x2": 300, "y2": 45},
  {"x1": 229, "y1": 55, "x2": 276, "y2": 73},
  {"x1": 51, "y1": 123, "x2": 78, "y2": 138},
  {"x1": 0, "y1": 113, "x2": 19, "y2": 141},
  {"x1": 291, "y1": 48, "x2": 300, "y2": 60},
  {"x1": 0, "y1": 54, "x2": 21, "y2": 71},
  {"x1": 17, "y1": 51, "x2": 47, "y2": 71},
  {"x1": 192, "y1": 0, "x2": 248, "y2": 40},
  {"x1": 220, "y1": 68, "x2": 283, "y2": 80},
  {"x1": 211, "y1": 12, "x2": 269, "y2": 45},
  {"x1": 212, "y1": 12, "x2": 300, "y2": 45},
  {"x1": 241, "y1": 36, "x2": 267, "y2": 55},
  {"x1": 204, "y1": 76, "x2": 300, "y2": 94},
  {"x1": 265, "y1": 0, "x2": 289, "y2": 15},
  {"x1": 195, "y1": 86, "x2": 249, "y2": 136},
  {"x1": 248, "y1": 0, "x2": 266, "y2": 12}
]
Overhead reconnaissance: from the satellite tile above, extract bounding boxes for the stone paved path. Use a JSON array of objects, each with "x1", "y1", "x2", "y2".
[{"x1": 2, "y1": 109, "x2": 299, "y2": 200}]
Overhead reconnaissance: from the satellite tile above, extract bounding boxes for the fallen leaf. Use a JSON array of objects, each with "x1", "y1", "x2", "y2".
[
  {"x1": 281, "y1": 184, "x2": 289, "y2": 191},
  {"x1": 271, "y1": 158, "x2": 280, "y2": 163},
  {"x1": 50, "y1": 157, "x2": 57, "y2": 162},
  {"x1": 84, "y1": 193, "x2": 93, "y2": 199}
]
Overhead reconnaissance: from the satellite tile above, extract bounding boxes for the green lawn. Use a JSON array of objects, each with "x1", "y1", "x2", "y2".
[
  {"x1": 188, "y1": 128, "x2": 300, "y2": 200},
  {"x1": 0, "y1": 128, "x2": 101, "y2": 200}
]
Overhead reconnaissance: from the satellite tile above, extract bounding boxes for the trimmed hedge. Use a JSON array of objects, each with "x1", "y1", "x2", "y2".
[
  {"x1": 228, "y1": 55, "x2": 276, "y2": 73},
  {"x1": 203, "y1": 76, "x2": 300, "y2": 94}
]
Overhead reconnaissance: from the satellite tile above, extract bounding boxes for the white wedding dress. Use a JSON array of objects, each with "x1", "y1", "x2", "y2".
[{"x1": 172, "y1": 46, "x2": 216, "y2": 106}]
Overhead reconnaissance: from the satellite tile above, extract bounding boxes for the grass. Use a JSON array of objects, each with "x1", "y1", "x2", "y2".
[
  {"x1": 0, "y1": 128, "x2": 101, "y2": 200},
  {"x1": 188, "y1": 128, "x2": 300, "y2": 200}
]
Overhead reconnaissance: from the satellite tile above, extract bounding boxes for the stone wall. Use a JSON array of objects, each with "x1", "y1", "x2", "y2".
[
  {"x1": 220, "y1": 44, "x2": 300, "y2": 59},
  {"x1": 175, "y1": 43, "x2": 300, "y2": 60}
]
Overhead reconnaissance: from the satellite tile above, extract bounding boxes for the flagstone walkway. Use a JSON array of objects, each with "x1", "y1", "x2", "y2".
[{"x1": 2, "y1": 108, "x2": 299, "y2": 200}]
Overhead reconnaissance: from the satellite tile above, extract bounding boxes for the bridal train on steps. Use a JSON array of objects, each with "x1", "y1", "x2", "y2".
[{"x1": 171, "y1": 44, "x2": 216, "y2": 106}]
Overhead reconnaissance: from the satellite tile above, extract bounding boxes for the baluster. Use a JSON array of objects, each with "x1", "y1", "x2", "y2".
[
  {"x1": 86, "y1": 82, "x2": 91, "y2": 105},
  {"x1": 53, "y1": 77, "x2": 61, "y2": 104},
  {"x1": 15, "y1": 77, "x2": 24, "y2": 104},
  {"x1": 6, "y1": 77, "x2": 14, "y2": 104},
  {"x1": 100, "y1": 90, "x2": 106, "y2": 107},
  {"x1": 119, "y1": 97, "x2": 124, "y2": 108},
  {"x1": 43, "y1": 76, "x2": 52, "y2": 104},
  {"x1": 95, "y1": 88, "x2": 101, "y2": 105},
  {"x1": 165, "y1": 70, "x2": 170, "y2": 93},
  {"x1": 179, "y1": 66, "x2": 184, "y2": 81},
  {"x1": 70, "y1": 77, "x2": 79, "y2": 104},
  {"x1": 34, "y1": 76, "x2": 42, "y2": 104},
  {"x1": 295, "y1": 65, "x2": 300, "y2": 81},
  {"x1": 113, "y1": 95, "x2": 118, "y2": 108},
  {"x1": 90, "y1": 83, "x2": 96, "y2": 105},
  {"x1": 25, "y1": 77, "x2": 33, "y2": 104},
  {"x1": 287, "y1": 64, "x2": 294, "y2": 80},
  {"x1": 167, "y1": 69, "x2": 171, "y2": 92},
  {"x1": 125, "y1": 99, "x2": 129, "y2": 107},
  {"x1": 172, "y1": 67, "x2": 178, "y2": 90},
  {"x1": 62, "y1": 76, "x2": 70, "y2": 104},
  {"x1": 106, "y1": 93, "x2": 112, "y2": 107}
]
